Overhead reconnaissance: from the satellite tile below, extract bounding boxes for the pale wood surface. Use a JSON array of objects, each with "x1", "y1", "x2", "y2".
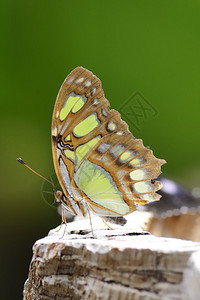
[
  {"x1": 182, "y1": 250, "x2": 200, "y2": 300},
  {"x1": 23, "y1": 213, "x2": 200, "y2": 300}
]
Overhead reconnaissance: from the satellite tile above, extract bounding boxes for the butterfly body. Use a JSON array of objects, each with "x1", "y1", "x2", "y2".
[{"x1": 52, "y1": 67, "x2": 166, "y2": 217}]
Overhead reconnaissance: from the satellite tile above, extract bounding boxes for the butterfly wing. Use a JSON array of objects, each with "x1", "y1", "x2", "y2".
[{"x1": 52, "y1": 67, "x2": 166, "y2": 217}]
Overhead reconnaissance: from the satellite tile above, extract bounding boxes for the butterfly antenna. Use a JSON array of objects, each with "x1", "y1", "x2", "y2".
[{"x1": 16, "y1": 157, "x2": 55, "y2": 187}]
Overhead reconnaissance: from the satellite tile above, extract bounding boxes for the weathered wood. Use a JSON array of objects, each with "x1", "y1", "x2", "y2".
[
  {"x1": 23, "y1": 213, "x2": 200, "y2": 300},
  {"x1": 182, "y1": 251, "x2": 200, "y2": 300}
]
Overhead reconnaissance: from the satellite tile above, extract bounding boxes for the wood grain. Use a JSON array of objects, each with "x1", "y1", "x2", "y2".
[{"x1": 23, "y1": 214, "x2": 200, "y2": 300}]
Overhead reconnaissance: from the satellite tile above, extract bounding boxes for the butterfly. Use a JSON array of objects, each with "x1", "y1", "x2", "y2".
[{"x1": 51, "y1": 67, "x2": 166, "y2": 219}]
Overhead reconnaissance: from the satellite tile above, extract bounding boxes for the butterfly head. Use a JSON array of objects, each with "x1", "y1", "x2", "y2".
[{"x1": 54, "y1": 190, "x2": 64, "y2": 204}]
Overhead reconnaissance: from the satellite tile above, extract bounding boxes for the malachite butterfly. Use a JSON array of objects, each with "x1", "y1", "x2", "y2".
[{"x1": 52, "y1": 67, "x2": 166, "y2": 218}]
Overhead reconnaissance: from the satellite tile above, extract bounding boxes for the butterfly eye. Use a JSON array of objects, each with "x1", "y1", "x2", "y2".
[{"x1": 54, "y1": 190, "x2": 63, "y2": 204}]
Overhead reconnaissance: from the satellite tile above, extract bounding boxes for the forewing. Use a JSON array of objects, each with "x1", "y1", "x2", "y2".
[{"x1": 52, "y1": 67, "x2": 166, "y2": 216}]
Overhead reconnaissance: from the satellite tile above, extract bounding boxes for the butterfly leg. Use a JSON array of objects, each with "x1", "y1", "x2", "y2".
[
  {"x1": 56, "y1": 204, "x2": 67, "y2": 236},
  {"x1": 60, "y1": 205, "x2": 68, "y2": 238},
  {"x1": 100, "y1": 217, "x2": 113, "y2": 230},
  {"x1": 87, "y1": 207, "x2": 95, "y2": 238}
]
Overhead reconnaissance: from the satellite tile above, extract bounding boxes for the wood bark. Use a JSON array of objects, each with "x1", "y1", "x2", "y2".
[{"x1": 23, "y1": 213, "x2": 200, "y2": 300}]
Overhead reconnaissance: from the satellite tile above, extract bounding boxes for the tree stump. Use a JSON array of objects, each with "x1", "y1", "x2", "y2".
[{"x1": 23, "y1": 212, "x2": 200, "y2": 300}]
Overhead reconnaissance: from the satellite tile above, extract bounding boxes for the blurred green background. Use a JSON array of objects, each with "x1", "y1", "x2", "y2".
[{"x1": 1, "y1": 0, "x2": 200, "y2": 298}]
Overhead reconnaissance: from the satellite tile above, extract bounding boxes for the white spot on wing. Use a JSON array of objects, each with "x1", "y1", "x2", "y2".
[
  {"x1": 75, "y1": 77, "x2": 84, "y2": 84},
  {"x1": 119, "y1": 150, "x2": 135, "y2": 163},
  {"x1": 116, "y1": 131, "x2": 123, "y2": 135},
  {"x1": 139, "y1": 193, "x2": 161, "y2": 202},
  {"x1": 129, "y1": 169, "x2": 145, "y2": 180},
  {"x1": 84, "y1": 80, "x2": 92, "y2": 87},
  {"x1": 129, "y1": 157, "x2": 143, "y2": 167},
  {"x1": 107, "y1": 121, "x2": 117, "y2": 131},
  {"x1": 133, "y1": 181, "x2": 150, "y2": 193}
]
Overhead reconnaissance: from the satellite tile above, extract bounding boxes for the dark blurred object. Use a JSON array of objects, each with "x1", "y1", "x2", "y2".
[
  {"x1": 141, "y1": 177, "x2": 200, "y2": 241},
  {"x1": 144, "y1": 177, "x2": 200, "y2": 218},
  {"x1": 103, "y1": 216, "x2": 127, "y2": 226}
]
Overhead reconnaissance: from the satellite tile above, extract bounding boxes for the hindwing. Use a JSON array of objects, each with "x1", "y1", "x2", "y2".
[{"x1": 52, "y1": 67, "x2": 166, "y2": 216}]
